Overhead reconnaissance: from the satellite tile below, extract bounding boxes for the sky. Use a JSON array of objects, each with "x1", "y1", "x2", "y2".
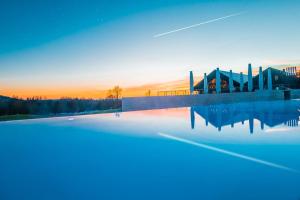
[{"x1": 0, "y1": 0, "x2": 300, "y2": 98}]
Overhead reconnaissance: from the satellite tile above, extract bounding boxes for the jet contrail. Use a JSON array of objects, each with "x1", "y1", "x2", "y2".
[
  {"x1": 158, "y1": 132, "x2": 299, "y2": 174},
  {"x1": 154, "y1": 12, "x2": 245, "y2": 38}
]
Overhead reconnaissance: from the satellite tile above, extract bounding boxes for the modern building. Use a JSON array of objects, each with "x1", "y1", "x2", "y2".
[
  {"x1": 194, "y1": 69, "x2": 248, "y2": 93},
  {"x1": 193, "y1": 64, "x2": 300, "y2": 94},
  {"x1": 252, "y1": 67, "x2": 299, "y2": 90}
]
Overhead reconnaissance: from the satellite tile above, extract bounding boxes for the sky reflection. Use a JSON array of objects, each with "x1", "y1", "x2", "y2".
[
  {"x1": 49, "y1": 99, "x2": 300, "y2": 145},
  {"x1": 191, "y1": 100, "x2": 300, "y2": 133},
  {"x1": 1, "y1": 100, "x2": 300, "y2": 199}
]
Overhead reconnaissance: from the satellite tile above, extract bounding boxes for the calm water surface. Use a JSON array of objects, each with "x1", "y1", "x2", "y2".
[{"x1": 0, "y1": 100, "x2": 300, "y2": 200}]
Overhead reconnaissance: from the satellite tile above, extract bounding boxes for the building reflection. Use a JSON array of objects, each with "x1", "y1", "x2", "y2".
[{"x1": 190, "y1": 101, "x2": 300, "y2": 133}]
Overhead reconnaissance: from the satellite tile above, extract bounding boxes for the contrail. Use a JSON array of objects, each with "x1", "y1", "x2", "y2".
[
  {"x1": 158, "y1": 132, "x2": 299, "y2": 174},
  {"x1": 264, "y1": 128, "x2": 290, "y2": 133},
  {"x1": 153, "y1": 12, "x2": 245, "y2": 38}
]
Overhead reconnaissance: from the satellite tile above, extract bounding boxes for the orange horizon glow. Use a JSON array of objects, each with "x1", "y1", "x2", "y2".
[
  {"x1": 2, "y1": 65, "x2": 298, "y2": 99},
  {"x1": 0, "y1": 77, "x2": 198, "y2": 99}
]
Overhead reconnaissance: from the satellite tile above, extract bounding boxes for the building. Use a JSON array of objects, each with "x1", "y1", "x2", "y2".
[
  {"x1": 194, "y1": 69, "x2": 248, "y2": 93},
  {"x1": 193, "y1": 64, "x2": 300, "y2": 94},
  {"x1": 252, "y1": 67, "x2": 299, "y2": 90}
]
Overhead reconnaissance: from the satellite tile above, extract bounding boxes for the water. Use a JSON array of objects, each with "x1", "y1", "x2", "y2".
[{"x1": 0, "y1": 100, "x2": 300, "y2": 200}]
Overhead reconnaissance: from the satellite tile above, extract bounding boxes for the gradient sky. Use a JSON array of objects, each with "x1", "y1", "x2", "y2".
[{"x1": 1, "y1": 0, "x2": 300, "y2": 98}]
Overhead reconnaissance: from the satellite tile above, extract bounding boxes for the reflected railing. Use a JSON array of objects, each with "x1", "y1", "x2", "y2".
[{"x1": 190, "y1": 100, "x2": 300, "y2": 133}]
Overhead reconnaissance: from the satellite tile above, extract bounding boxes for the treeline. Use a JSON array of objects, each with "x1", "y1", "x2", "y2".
[{"x1": 0, "y1": 97, "x2": 121, "y2": 116}]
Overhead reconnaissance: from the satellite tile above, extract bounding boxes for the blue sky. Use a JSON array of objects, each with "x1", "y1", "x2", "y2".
[{"x1": 0, "y1": 0, "x2": 300, "y2": 97}]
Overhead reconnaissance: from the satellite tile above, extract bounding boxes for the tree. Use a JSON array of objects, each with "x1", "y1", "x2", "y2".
[
  {"x1": 106, "y1": 89, "x2": 114, "y2": 99},
  {"x1": 145, "y1": 90, "x2": 151, "y2": 96},
  {"x1": 112, "y1": 86, "x2": 122, "y2": 99}
]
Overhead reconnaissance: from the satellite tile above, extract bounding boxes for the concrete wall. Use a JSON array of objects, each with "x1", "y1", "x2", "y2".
[
  {"x1": 122, "y1": 90, "x2": 285, "y2": 111},
  {"x1": 291, "y1": 89, "x2": 300, "y2": 99}
]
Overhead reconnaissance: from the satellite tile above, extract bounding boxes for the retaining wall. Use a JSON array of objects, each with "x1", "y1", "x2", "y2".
[
  {"x1": 122, "y1": 90, "x2": 287, "y2": 111},
  {"x1": 291, "y1": 89, "x2": 300, "y2": 99}
]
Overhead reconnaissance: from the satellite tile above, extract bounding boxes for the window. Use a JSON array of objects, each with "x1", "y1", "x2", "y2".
[{"x1": 275, "y1": 75, "x2": 279, "y2": 81}]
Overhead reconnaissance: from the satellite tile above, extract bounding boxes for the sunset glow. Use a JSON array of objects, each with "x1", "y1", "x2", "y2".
[{"x1": 1, "y1": 0, "x2": 300, "y2": 98}]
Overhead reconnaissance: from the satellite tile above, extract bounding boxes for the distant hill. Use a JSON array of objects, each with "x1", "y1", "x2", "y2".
[{"x1": 0, "y1": 95, "x2": 12, "y2": 101}]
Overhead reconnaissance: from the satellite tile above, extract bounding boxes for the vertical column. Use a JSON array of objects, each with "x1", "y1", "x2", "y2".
[
  {"x1": 260, "y1": 121, "x2": 264, "y2": 130},
  {"x1": 229, "y1": 70, "x2": 234, "y2": 93},
  {"x1": 248, "y1": 63, "x2": 253, "y2": 92},
  {"x1": 268, "y1": 68, "x2": 272, "y2": 91},
  {"x1": 292, "y1": 67, "x2": 295, "y2": 75},
  {"x1": 217, "y1": 105, "x2": 222, "y2": 131},
  {"x1": 189, "y1": 71, "x2": 194, "y2": 95},
  {"x1": 204, "y1": 73, "x2": 208, "y2": 94},
  {"x1": 259, "y1": 66, "x2": 263, "y2": 91},
  {"x1": 230, "y1": 105, "x2": 234, "y2": 127},
  {"x1": 240, "y1": 72, "x2": 244, "y2": 92},
  {"x1": 216, "y1": 68, "x2": 221, "y2": 94},
  {"x1": 205, "y1": 107, "x2": 209, "y2": 126},
  {"x1": 190, "y1": 107, "x2": 195, "y2": 129},
  {"x1": 249, "y1": 115, "x2": 254, "y2": 134},
  {"x1": 260, "y1": 112, "x2": 265, "y2": 130}
]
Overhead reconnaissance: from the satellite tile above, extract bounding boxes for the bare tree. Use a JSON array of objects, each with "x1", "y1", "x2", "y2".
[
  {"x1": 112, "y1": 86, "x2": 122, "y2": 99},
  {"x1": 106, "y1": 89, "x2": 114, "y2": 99},
  {"x1": 145, "y1": 90, "x2": 151, "y2": 96}
]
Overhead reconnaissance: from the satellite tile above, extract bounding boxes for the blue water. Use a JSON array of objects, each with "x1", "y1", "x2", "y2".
[{"x1": 0, "y1": 100, "x2": 300, "y2": 200}]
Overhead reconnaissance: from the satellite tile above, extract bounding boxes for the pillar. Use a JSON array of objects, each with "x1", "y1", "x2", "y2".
[
  {"x1": 268, "y1": 68, "x2": 272, "y2": 91},
  {"x1": 216, "y1": 68, "x2": 221, "y2": 94},
  {"x1": 217, "y1": 105, "x2": 222, "y2": 131},
  {"x1": 205, "y1": 107, "x2": 208, "y2": 126},
  {"x1": 259, "y1": 66, "x2": 263, "y2": 91},
  {"x1": 229, "y1": 70, "x2": 234, "y2": 93},
  {"x1": 230, "y1": 105, "x2": 234, "y2": 127},
  {"x1": 249, "y1": 116, "x2": 254, "y2": 134},
  {"x1": 190, "y1": 107, "x2": 195, "y2": 129},
  {"x1": 204, "y1": 73, "x2": 208, "y2": 94},
  {"x1": 189, "y1": 71, "x2": 194, "y2": 95},
  {"x1": 240, "y1": 72, "x2": 244, "y2": 92},
  {"x1": 292, "y1": 67, "x2": 295, "y2": 75},
  {"x1": 248, "y1": 63, "x2": 253, "y2": 92},
  {"x1": 260, "y1": 120, "x2": 264, "y2": 130}
]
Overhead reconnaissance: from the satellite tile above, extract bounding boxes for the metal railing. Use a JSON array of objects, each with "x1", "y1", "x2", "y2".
[{"x1": 156, "y1": 89, "x2": 195, "y2": 96}]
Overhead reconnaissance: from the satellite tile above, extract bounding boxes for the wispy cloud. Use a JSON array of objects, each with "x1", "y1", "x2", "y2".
[
  {"x1": 153, "y1": 11, "x2": 246, "y2": 38},
  {"x1": 158, "y1": 132, "x2": 299, "y2": 174}
]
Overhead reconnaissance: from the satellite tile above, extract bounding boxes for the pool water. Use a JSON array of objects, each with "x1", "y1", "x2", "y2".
[{"x1": 0, "y1": 100, "x2": 300, "y2": 200}]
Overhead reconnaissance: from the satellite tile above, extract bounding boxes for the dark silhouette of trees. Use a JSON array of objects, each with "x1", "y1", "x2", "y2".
[
  {"x1": 0, "y1": 97, "x2": 121, "y2": 116},
  {"x1": 112, "y1": 86, "x2": 122, "y2": 99},
  {"x1": 145, "y1": 90, "x2": 151, "y2": 96},
  {"x1": 106, "y1": 89, "x2": 114, "y2": 99},
  {"x1": 106, "y1": 86, "x2": 122, "y2": 99}
]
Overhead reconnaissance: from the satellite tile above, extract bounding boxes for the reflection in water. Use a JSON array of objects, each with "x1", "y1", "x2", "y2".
[
  {"x1": 191, "y1": 100, "x2": 300, "y2": 133},
  {"x1": 158, "y1": 132, "x2": 299, "y2": 173}
]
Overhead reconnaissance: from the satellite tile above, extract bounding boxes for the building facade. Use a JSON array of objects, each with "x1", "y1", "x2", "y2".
[{"x1": 193, "y1": 64, "x2": 300, "y2": 94}]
